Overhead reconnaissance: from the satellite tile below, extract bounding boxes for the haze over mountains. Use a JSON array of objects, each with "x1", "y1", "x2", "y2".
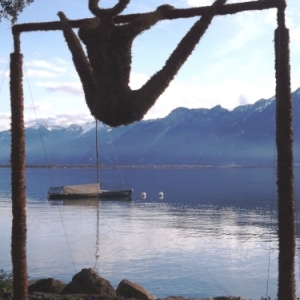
[{"x1": 1, "y1": 88, "x2": 300, "y2": 167}]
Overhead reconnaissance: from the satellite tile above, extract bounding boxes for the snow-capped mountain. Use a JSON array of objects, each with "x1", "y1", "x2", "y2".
[{"x1": 1, "y1": 87, "x2": 300, "y2": 166}]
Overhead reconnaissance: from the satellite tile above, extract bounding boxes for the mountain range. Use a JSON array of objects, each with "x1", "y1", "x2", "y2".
[{"x1": 1, "y1": 87, "x2": 300, "y2": 167}]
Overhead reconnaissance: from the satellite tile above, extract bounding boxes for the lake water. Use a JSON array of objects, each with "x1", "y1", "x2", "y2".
[{"x1": 1, "y1": 167, "x2": 300, "y2": 299}]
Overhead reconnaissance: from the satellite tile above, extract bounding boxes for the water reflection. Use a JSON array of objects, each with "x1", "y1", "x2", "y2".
[
  {"x1": 49, "y1": 199, "x2": 100, "y2": 207},
  {"x1": 2, "y1": 167, "x2": 300, "y2": 299}
]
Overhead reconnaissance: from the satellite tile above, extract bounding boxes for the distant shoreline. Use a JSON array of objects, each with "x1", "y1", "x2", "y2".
[{"x1": 0, "y1": 164, "x2": 278, "y2": 169}]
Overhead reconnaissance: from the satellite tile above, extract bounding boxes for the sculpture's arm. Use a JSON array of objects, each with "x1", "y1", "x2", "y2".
[{"x1": 57, "y1": 12, "x2": 97, "y2": 106}]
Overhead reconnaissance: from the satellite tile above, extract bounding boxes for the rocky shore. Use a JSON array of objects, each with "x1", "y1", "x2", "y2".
[{"x1": 26, "y1": 268, "x2": 245, "y2": 300}]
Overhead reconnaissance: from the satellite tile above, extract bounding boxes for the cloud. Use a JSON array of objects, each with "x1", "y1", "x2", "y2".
[
  {"x1": 25, "y1": 101, "x2": 53, "y2": 112},
  {"x1": 0, "y1": 69, "x2": 9, "y2": 79},
  {"x1": 0, "y1": 59, "x2": 10, "y2": 78},
  {"x1": 290, "y1": 27, "x2": 300, "y2": 53},
  {"x1": 213, "y1": 11, "x2": 271, "y2": 58},
  {"x1": 263, "y1": 9, "x2": 277, "y2": 27},
  {"x1": 0, "y1": 113, "x2": 11, "y2": 132},
  {"x1": 36, "y1": 81, "x2": 83, "y2": 95},
  {"x1": 186, "y1": 0, "x2": 252, "y2": 7},
  {"x1": 53, "y1": 57, "x2": 70, "y2": 65},
  {"x1": 129, "y1": 72, "x2": 149, "y2": 89},
  {"x1": 25, "y1": 59, "x2": 67, "y2": 73},
  {"x1": 51, "y1": 113, "x2": 94, "y2": 127},
  {"x1": 26, "y1": 69, "x2": 62, "y2": 78},
  {"x1": 238, "y1": 94, "x2": 248, "y2": 106},
  {"x1": 143, "y1": 76, "x2": 275, "y2": 120},
  {"x1": 24, "y1": 58, "x2": 73, "y2": 79},
  {"x1": 186, "y1": 0, "x2": 213, "y2": 6},
  {"x1": 24, "y1": 113, "x2": 94, "y2": 129},
  {"x1": 0, "y1": 57, "x2": 8, "y2": 64}
]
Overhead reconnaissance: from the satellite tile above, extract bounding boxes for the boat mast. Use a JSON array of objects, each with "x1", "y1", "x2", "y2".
[{"x1": 95, "y1": 119, "x2": 100, "y2": 184}]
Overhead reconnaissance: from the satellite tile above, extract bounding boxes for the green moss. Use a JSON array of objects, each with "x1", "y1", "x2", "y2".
[{"x1": 0, "y1": 269, "x2": 13, "y2": 299}]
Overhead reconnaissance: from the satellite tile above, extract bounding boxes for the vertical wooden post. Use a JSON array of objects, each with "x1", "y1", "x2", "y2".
[
  {"x1": 275, "y1": 1, "x2": 296, "y2": 300},
  {"x1": 10, "y1": 30, "x2": 28, "y2": 300}
]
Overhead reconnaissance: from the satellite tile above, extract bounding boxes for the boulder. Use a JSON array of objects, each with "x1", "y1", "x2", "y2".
[
  {"x1": 61, "y1": 268, "x2": 116, "y2": 296},
  {"x1": 214, "y1": 297, "x2": 245, "y2": 300},
  {"x1": 157, "y1": 296, "x2": 244, "y2": 300},
  {"x1": 157, "y1": 297, "x2": 187, "y2": 300},
  {"x1": 158, "y1": 297, "x2": 213, "y2": 300},
  {"x1": 116, "y1": 279, "x2": 156, "y2": 300},
  {"x1": 28, "y1": 278, "x2": 67, "y2": 294}
]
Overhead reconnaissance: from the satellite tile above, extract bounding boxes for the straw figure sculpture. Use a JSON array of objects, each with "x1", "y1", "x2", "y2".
[
  {"x1": 9, "y1": 0, "x2": 295, "y2": 299},
  {"x1": 57, "y1": 0, "x2": 226, "y2": 127}
]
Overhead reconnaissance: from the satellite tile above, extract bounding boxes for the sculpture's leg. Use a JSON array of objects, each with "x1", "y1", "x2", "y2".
[
  {"x1": 58, "y1": 12, "x2": 96, "y2": 107},
  {"x1": 135, "y1": 0, "x2": 226, "y2": 116}
]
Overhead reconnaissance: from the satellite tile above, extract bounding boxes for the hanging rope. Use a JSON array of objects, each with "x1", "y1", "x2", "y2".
[
  {"x1": 106, "y1": 128, "x2": 126, "y2": 190},
  {"x1": 23, "y1": 65, "x2": 53, "y2": 181},
  {"x1": 0, "y1": 56, "x2": 9, "y2": 94},
  {"x1": 23, "y1": 66, "x2": 77, "y2": 274},
  {"x1": 96, "y1": 119, "x2": 100, "y2": 184},
  {"x1": 265, "y1": 142, "x2": 278, "y2": 298},
  {"x1": 93, "y1": 201, "x2": 100, "y2": 271}
]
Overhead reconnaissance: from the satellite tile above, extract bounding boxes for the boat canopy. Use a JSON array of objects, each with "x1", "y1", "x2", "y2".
[{"x1": 48, "y1": 183, "x2": 101, "y2": 195}]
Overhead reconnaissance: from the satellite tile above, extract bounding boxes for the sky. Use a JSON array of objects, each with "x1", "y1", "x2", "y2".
[{"x1": 0, "y1": 0, "x2": 299, "y2": 131}]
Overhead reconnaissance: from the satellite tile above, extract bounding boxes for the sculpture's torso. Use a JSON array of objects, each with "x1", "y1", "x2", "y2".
[{"x1": 79, "y1": 18, "x2": 132, "y2": 96}]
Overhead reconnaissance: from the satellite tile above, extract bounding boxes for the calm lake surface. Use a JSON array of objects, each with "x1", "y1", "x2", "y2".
[{"x1": 1, "y1": 167, "x2": 300, "y2": 299}]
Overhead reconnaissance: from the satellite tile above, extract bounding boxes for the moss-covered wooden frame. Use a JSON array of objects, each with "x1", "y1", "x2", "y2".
[{"x1": 9, "y1": 0, "x2": 295, "y2": 299}]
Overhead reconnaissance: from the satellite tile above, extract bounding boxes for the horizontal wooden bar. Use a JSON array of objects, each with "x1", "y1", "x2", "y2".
[{"x1": 12, "y1": 0, "x2": 280, "y2": 34}]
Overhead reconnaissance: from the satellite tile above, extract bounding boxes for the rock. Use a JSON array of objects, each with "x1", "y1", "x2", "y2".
[
  {"x1": 158, "y1": 297, "x2": 213, "y2": 300},
  {"x1": 214, "y1": 297, "x2": 245, "y2": 300},
  {"x1": 61, "y1": 268, "x2": 116, "y2": 296},
  {"x1": 158, "y1": 296, "x2": 244, "y2": 300},
  {"x1": 116, "y1": 279, "x2": 156, "y2": 300},
  {"x1": 158, "y1": 297, "x2": 187, "y2": 300},
  {"x1": 156, "y1": 296, "x2": 246, "y2": 300},
  {"x1": 28, "y1": 278, "x2": 67, "y2": 294}
]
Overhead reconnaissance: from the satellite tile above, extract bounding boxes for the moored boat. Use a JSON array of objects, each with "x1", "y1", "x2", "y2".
[
  {"x1": 47, "y1": 119, "x2": 133, "y2": 201},
  {"x1": 47, "y1": 183, "x2": 132, "y2": 200}
]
